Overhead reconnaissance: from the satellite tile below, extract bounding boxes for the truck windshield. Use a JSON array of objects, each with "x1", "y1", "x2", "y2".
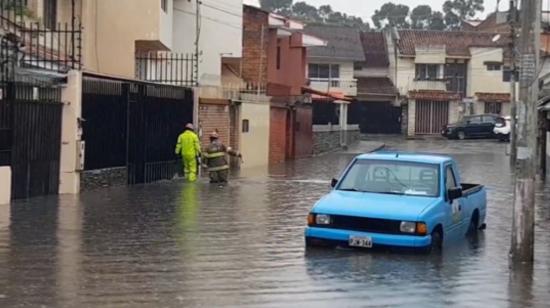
[{"x1": 338, "y1": 159, "x2": 440, "y2": 197}]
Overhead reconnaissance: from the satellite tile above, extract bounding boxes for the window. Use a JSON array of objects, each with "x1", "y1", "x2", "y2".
[
  {"x1": 482, "y1": 115, "x2": 497, "y2": 124},
  {"x1": 445, "y1": 166, "x2": 457, "y2": 192},
  {"x1": 486, "y1": 62, "x2": 502, "y2": 71},
  {"x1": 354, "y1": 63, "x2": 363, "y2": 70},
  {"x1": 467, "y1": 116, "x2": 482, "y2": 124},
  {"x1": 276, "y1": 40, "x2": 281, "y2": 70},
  {"x1": 161, "y1": 0, "x2": 168, "y2": 12},
  {"x1": 415, "y1": 64, "x2": 441, "y2": 81},
  {"x1": 308, "y1": 64, "x2": 340, "y2": 79},
  {"x1": 43, "y1": 0, "x2": 57, "y2": 29},
  {"x1": 242, "y1": 119, "x2": 249, "y2": 133},
  {"x1": 485, "y1": 102, "x2": 503, "y2": 115},
  {"x1": 338, "y1": 160, "x2": 440, "y2": 197}
]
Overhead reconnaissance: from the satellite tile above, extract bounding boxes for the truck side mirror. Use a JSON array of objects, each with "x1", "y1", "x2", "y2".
[
  {"x1": 448, "y1": 187, "x2": 463, "y2": 201},
  {"x1": 330, "y1": 178, "x2": 338, "y2": 188}
]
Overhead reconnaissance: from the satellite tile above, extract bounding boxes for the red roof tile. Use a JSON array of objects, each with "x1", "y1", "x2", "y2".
[
  {"x1": 475, "y1": 92, "x2": 511, "y2": 103},
  {"x1": 357, "y1": 77, "x2": 397, "y2": 97},
  {"x1": 360, "y1": 32, "x2": 389, "y2": 68},
  {"x1": 409, "y1": 90, "x2": 461, "y2": 101},
  {"x1": 397, "y1": 30, "x2": 508, "y2": 57}
]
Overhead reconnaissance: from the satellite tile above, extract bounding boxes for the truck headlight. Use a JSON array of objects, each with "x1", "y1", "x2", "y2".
[
  {"x1": 400, "y1": 221, "x2": 416, "y2": 233},
  {"x1": 315, "y1": 214, "x2": 331, "y2": 225}
]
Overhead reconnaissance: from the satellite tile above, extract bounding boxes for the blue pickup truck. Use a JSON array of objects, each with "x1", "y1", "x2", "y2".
[{"x1": 305, "y1": 152, "x2": 487, "y2": 252}]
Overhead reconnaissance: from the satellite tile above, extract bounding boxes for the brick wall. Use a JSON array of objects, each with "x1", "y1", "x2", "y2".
[
  {"x1": 199, "y1": 99, "x2": 231, "y2": 149},
  {"x1": 269, "y1": 106, "x2": 288, "y2": 164},
  {"x1": 242, "y1": 6, "x2": 269, "y2": 86}
]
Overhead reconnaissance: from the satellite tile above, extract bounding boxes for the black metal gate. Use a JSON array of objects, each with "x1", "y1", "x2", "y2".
[
  {"x1": 82, "y1": 74, "x2": 194, "y2": 185},
  {"x1": 349, "y1": 101, "x2": 402, "y2": 134},
  {"x1": 0, "y1": 83, "x2": 63, "y2": 199}
]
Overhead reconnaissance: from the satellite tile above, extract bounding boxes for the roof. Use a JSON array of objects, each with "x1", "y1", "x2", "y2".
[
  {"x1": 302, "y1": 86, "x2": 351, "y2": 102},
  {"x1": 397, "y1": 30, "x2": 508, "y2": 57},
  {"x1": 304, "y1": 24, "x2": 365, "y2": 61},
  {"x1": 357, "y1": 152, "x2": 452, "y2": 164},
  {"x1": 357, "y1": 77, "x2": 397, "y2": 98},
  {"x1": 360, "y1": 32, "x2": 389, "y2": 68},
  {"x1": 409, "y1": 90, "x2": 461, "y2": 101},
  {"x1": 475, "y1": 92, "x2": 511, "y2": 103}
]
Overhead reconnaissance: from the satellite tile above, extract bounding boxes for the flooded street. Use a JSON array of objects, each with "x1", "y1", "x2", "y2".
[{"x1": 1, "y1": 138, "x2": 549, "y2": 307}]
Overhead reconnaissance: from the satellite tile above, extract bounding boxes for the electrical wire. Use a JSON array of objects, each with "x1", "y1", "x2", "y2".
[{"x1": 173, "y1": 7, "x2": 241, "y2": 30}]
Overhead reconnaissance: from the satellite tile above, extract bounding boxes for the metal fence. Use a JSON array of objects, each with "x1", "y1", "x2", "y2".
[
  {"x1": 82, "y1": 73, "x2": 194, "y2": 185},
  {"x1": 135, "y1": 52, "x2": 197, "y2": 87}
]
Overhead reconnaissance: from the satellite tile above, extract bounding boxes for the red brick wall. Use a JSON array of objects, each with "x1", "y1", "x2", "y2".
[
  {"x1": 199, "y1": 99, "x2": 231, "y2": 149},
  {"x1": 294, "y1": 105, "x2": 313, "y2": 159},
  {"x1": 269, "y1": 106, "x2": 288, "y2": 164},
  {"x1": 242, "y1": 6, "x2": 269, "y2": 86}
]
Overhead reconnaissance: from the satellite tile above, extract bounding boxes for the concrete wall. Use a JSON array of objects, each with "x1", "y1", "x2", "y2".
[
  {"x1": 0, "y1": 167, "x2": 11, "y2": 204},
  {"x1": 407, "y1": 99, "x2": 416, "y2": 136},
  {"x1": 80, "y1": 167, "x2": 128, "y2": 191},
  {"x1": 240, "y1": 94, "x2": 270, "y2": 168},
  {"x1": 313, "y1": 125, "x2": 361, "y2": 155},
  {"x1": 268, "y1": 32, "x2": 307, "y2": 96},
  {"x1": 59, "y1": 71, "x2": 83, "y2": 195},
  {"x1": 354, "y1": 67, "x2": 390, "y2": 78},
  {"x1": 468, "y1": 47, "x2": 510, "y2": 96},
  {"x1": 173, "y1": 0, "x2": 243, "y2": 86},
  {"x1": 81, "y1": 0, "x2": 167, "y2": 78}
]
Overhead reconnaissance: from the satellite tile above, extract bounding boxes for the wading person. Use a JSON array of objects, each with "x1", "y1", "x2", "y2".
[
  {"x1": 202, "y1": 131, "x2": 241, "y2": 184},
  {"x1": 175, "y1": 123, "x2": 201, "y2": 182}
]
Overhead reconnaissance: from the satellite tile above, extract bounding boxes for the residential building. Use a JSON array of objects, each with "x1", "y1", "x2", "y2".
[
  {"x1": 387, "y1": 30, "x2": 511, "y2": 136},
  {"x1": 242, "y1": 5, "x2": 324, "y2": 164},
  {"x1": 303, "y1": 25, "x2": 363, "y2": 153},
  {"x1": 351, "y1": 31, "x2": 400, "y2": 134}
]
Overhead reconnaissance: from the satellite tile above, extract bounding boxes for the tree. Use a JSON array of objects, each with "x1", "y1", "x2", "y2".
[
  {"x1": 292, "y1": 1, "x2": 319, "y2": 22},
  {"x1": 443, "y1": 0, "x2": 484, "y2": 29},
  {"x1": 429, "y1": 12, "x2": 446, "y2": 30},
  {"x1": 260, "y1": 0, "x2": 292, "y2": 15},
  {"x1": 318, "y1": 5, "x2": 333, "y2": 22},
  {"x1": 410, "y1": 5, "x2": 432, "y2": 29},
  {"x1": 372, "y1": 3, "x2": 410, "y2": 29}
]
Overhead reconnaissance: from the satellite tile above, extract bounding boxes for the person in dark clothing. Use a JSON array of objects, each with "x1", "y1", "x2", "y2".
[{"x1": 202, "y1": 131, "x2": 241, "y2": 183}]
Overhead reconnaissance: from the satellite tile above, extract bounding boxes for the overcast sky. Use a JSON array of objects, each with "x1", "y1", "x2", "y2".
[{"x1": 300, "y1": 0, "x2": 504, "y2": 24}]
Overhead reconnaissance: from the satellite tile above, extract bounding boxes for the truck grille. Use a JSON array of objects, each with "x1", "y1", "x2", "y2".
[{"x1": 312, "y1": 215, "x2": 406, "y2": 235}]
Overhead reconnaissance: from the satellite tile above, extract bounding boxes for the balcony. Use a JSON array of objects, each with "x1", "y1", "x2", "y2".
[{"x1": 309, "y1": 78, "x2": 357, "y2": 97}]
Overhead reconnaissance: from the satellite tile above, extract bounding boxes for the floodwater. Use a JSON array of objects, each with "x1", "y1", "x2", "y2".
[{"x1": 0, "y1": 137, "x2": 549, "y2": 307}]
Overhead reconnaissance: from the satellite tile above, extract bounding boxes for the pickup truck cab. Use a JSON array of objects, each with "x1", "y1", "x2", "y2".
[{"x1": 305, "y1": 152, "x2": 487, "y2": 252}]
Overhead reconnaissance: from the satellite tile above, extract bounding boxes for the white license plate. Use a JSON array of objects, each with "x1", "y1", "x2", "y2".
[{"x1": 349, "y1": 236, "x2": 373, "y2": 248}]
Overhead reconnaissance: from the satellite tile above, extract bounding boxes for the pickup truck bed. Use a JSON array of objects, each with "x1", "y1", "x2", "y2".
[{"x1": 461, "y1": 183, "x2": 484, "y2": 195}]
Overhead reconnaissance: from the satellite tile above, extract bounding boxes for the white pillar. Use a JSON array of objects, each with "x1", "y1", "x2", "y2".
[
  {"x1": 0, "y1": 166, "x2": 11, "y2": 204},
  {"x1": 59, "y1": 70, "x2": 83, "y2": 195},
  {"x1": 336, "y1": 101, "x2": 349, "y2": 148}
]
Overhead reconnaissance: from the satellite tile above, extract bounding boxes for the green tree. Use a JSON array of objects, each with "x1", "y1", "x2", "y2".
[
  {"x1": 318, "y1": 5, "x2": 333, "y2": 22},
  {"x1": 292, "y1": 1, "x2": 319, "y2": 22},
  {"x1": 260, "y1": 0, "x2": 292, "y2": 15},
  {"x1": 443, "y1": 0, "x2": 484, "y2": 29},
  {"x1": 410, "y1": 5, "x2": 432, "y2": 29},
  {"x1": 429, "y1": 12, "x2": 446, "y2": 30},
  {"x1": 372, "y1": 3, "x2": 410, "y2": 29}
]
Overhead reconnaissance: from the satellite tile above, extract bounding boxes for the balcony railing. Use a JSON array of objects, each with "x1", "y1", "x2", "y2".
[
  {"x1": 1, "y1": 0, "x2": 82, "y2": 77},
  {"x1": 309, "y1": 78, "x2": 358, "y2": 96},
  {"x1": 136, "y1": 52, "x2": 198, "y2": 87}
]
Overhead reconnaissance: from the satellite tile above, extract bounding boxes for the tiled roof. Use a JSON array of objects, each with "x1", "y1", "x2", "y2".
[
  {"x1": 475, "y1": 92, "x2": 511, "y2": 103},
  {"x1": 409, "y1": 90, "x2": 461, "y2": 101},
  {"x1": 357, "y1": 77, "x2": 397, "y2": 96},
  {"x1": 360, "y1": 32, "x2": 389, "y2": 68},
  {"x1": 397, "y1": 30, "x2": 508, "y2": 57},
  {"x1": 304, "y1": 24, "x2": 365, "y2": 61}
]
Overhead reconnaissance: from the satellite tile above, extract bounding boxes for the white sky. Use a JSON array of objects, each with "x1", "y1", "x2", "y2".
[{"x1": 301, "y1": 0, "x2": 504, "y2": 24}]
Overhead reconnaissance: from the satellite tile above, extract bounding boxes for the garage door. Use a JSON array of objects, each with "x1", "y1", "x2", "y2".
[
  {"x1": 349, "y1": 102, "x2": 402, "y2": 134},
  {"x1": 415, "y1": 100, "x2": 449, "y2": 135}
]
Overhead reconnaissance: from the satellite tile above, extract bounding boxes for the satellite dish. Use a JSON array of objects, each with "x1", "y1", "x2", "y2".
[{"x1": 492, "y1": 34, "x2": 501, "y2": 42}]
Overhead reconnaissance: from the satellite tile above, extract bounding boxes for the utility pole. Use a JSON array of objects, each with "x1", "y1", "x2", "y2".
[
  {"x1": 509, "y1": 0, "x2": 518, "y2": 165},
  {"x1": 510, "y1": 0, "x2": 540, "y2": 264},
  {"x1": 194, "y1": 0, "x2": 201, "y2": 86}
]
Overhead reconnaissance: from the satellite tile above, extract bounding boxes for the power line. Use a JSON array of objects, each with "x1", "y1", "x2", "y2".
[
  {"x1": 173, "y1": 7, "x2": 241, "y2": 30},
  {"x1": 200, "y1": 2, "x2": 242, "y2": 19}
]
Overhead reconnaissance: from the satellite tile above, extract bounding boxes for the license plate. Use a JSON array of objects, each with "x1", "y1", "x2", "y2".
[{"x1": 348, "y1": 236, "x2": 373, "y2": 248}]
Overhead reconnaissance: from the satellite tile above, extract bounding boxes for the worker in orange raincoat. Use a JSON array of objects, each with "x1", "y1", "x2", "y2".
[{"x1": 175, "y1": 123, "x2": 201, "y2": 182}]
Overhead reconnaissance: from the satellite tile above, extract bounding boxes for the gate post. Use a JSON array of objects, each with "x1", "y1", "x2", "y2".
[
  {"x1": 0, "y1": 167, "x2": 10, "y2": 204},
  {"x1": 59, "y1": 70, "x2": 83, "y2": 194}
]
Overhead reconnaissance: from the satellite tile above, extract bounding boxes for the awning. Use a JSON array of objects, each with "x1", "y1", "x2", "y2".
[
  {"x1": 409, "y1": 90, "x2": 461, "y2": 101},
  {"x1": 302, "y1": 86, "x2": 352, "y2": 102}
]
